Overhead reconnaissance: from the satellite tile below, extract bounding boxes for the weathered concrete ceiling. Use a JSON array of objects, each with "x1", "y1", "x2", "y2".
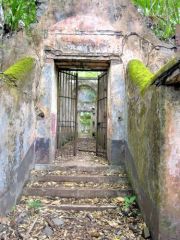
[{"x1": 55, "y1": 59, "x2": 110, "y2": 71}]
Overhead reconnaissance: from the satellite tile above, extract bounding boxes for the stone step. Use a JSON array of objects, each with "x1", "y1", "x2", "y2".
[
  {"x1": 21, "y1": 196, "x2": 123, "y2": 205},
  {"x1": 34, "y1": 175, "x2": 128, "y2": 184},
  {"x1": 48, "y1": 204, "x2": 117, "y2": 211},
  {"x1": 34, "y1": 164, "x2": 126, "y2": 176},
  {"x1": 35, "y1": 164, "x2": 109, "y2": 172},
  {"x1": 27, "y1": 181, "x2": 130, "y2": 190},
  {"x1": 24, "y1": 187, "x2": 132, "y2": 198}
]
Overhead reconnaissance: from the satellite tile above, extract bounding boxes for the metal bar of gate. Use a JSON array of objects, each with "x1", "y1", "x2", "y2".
[
  {"x1": 74, "y1": 73, "x2": 78, "y2": 156},
  {"x1": 57, "y1": 71, "x2": 78, "y2": 158},
  {"x1": 96, "y1": 74, "x2": 100, "y2": 156},
  {"x1": 57, "y1": 71, "x2": 60, "y2": 149},
  {"x1": 96, "y1": 72, "x2": 108, "y2": 158}
]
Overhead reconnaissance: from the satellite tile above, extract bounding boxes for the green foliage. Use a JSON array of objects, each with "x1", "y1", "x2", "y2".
[
  {"x1": 77, "y1": 72, "x2": 101, "y2": 79},
  {"x1": 123, "y1": 195, "x2": 136, "y2": 210},
  {"x1": 80, "y1": 112, "x2": 92, "y2": 127},
  {"x1": 27, "y1": 199, "x2": 42, "y2": 210},
  {"x1": 11, "y1": 205, "x2": 17, "y2": 212},
  {"x1": 2, "y1": 0, "x2": 36, "y2": 31},
  {"x1": 4, "y1": 57, "x2": 35, "y2": 82},
  {"x1": 127, "y1": 59, "x2": 154, "y2": 93},
  {"x1": 131, "y1": 0, "x2": 180, "y2": 40}
]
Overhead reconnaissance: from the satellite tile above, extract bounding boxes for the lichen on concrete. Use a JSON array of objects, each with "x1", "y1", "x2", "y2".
[
  {"x1": 151, "y1": 56, "x2": 180, "y2": 84},
  {"x1": 127, "y1": 59, "x2": 154, "y2": 94},
  {"x1": 4, "y1": 57, "x2": 35, "y2": 84},
  {"x1": 127, "y1": 57, "x2": 179, "y2": 94},
  {"x1": 126, "y1": 57, "x2": 180, "y2": 239}
]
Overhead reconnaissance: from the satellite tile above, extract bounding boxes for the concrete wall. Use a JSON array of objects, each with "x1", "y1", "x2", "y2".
[
  {"x1": 0, "y1": 4, "x2": 50, "y2": 215},
  {"x1": 1, "y1": 1, "x2": 174, "y2": 166},
  {"x1": 159, "y1": 87, "x2": 180, "y2": 239},
  {"x1": 36, "y1": 0, "x2": 173, "y2": 165},
  {"x1": 36, "y1": 59, "x2": 57, "y2": 164},
  {"x1": 0, "y1": 71, "x2": 37, "y2": 215},
  {"x1": 0, "y1": 0, "x2": 175, "y2": 215},
  {"x1": 108, "y1": 60, "x2": 126, "y2": 165},
  {"x1": 125, "y1": 76, "x2": 180, "y2": 239}
]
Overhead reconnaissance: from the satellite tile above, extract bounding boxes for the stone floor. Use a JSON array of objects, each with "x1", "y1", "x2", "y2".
[
  {"x1": 0, "y1": 141, "x2": 151, "y2": 240},
  {"x1": 55, "y1": 138, "x2": 107, "y2": 166}
]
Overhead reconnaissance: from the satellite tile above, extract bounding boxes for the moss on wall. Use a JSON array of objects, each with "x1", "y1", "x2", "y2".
[
  {"x1": 126, "y1": 58, "x2": 179, "y2": 199},
  {"x1": 151, "y1": 57, "x2": 179, "y2": 83},
  {"x1": 127, "y1": 57, "x2": 179, "y2": 94},
  {"x1": 127, "y1": 59, "x2": 154, "y2": 94},
  {"x1": 1, "y1": 57, "x2": 35, "y2": 102},
  {"x1": 4, "y1": 57, "x2": 35, "y2": 84}
]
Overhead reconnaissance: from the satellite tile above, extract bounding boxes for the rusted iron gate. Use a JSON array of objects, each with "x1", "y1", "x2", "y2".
[
  {"x1": 57, "y1": 71, "x2": 78, "y2": 157},
  {"x1": 96, "y1": 72, "x2": 108, "y2": 158}
]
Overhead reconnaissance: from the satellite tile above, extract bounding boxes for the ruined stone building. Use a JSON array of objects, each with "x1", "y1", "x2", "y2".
[{"x1": 0, "y1": 1, "x2": 179, "y2": 239}]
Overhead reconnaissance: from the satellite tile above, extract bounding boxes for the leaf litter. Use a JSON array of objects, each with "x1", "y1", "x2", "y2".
[
  {"x1": 0, "y1": 195, "x2": 150, "y2": 240},
  {"x1": 0, "y1": 141, "x2": 151, "y2": 239}
]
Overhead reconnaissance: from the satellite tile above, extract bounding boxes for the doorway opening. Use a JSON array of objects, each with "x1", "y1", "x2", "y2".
[{"x1": 56, "y1": 60, "x2": 109, "y2": 161}]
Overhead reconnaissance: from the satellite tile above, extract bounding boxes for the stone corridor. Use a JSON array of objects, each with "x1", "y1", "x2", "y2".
[
  {"x1": 0, "y1": 151, "x2": 149, "y2": 240},
  {"x1": 0, "y1": 1, "x2": 179, "y2": 239},
  {"x1": 55, "y1": 138, "x2": 103, "y2": 165}
]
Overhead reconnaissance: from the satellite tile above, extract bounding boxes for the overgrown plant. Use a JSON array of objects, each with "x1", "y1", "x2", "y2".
[
  {"x1": 27, "y1": 199, "x2": 42, "y2": 211},
  {"x1": 131, "y1": 0, "x2": 180, "y2": 40},
  {"x1": 80, "y1": 112, "x2": 92, "y2": 127},
  {"x1": 2, "y1": 0, "x2": 36, "y2": 31},
  {"x1": 123, "y1": 195, "x2": 136, "y2": 210}
]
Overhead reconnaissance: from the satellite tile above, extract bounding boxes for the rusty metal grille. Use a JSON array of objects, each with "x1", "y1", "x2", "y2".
[
  {"x1": 96, "y1": 72, "x2": 108, "y2": 158},
  {"x1": 57, "y1": 71, "x2": 78, "y2": 157}
]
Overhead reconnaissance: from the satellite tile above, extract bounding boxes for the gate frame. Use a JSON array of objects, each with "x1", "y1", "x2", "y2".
[
  {"x1": 55, "y1": 56, "x2": 111, "y2": 161},
  {"x1": 38, "y1": 54, "x2": 125, "y2": 165}
]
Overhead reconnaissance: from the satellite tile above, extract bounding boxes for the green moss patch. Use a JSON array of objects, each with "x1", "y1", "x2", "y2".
[
  {"x1": 151, "y1": 57, "x2": 179, "y2": 83},
  {"x1": 127, "y1": 57, "x2": 179, "y2": 94},
  {"x1": 127, "y1": 59, "x2": 154, "y2": 94},
  {"x1": 4, "y1": 57, "x2": 35, "y2": 83}
]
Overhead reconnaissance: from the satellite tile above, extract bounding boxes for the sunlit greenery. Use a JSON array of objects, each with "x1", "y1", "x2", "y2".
[
  {"x1": 2, "y1": 0, "x2": 36, "y2": 31},
  {"x1": 123, "y1": 195, "x2": 136, "y2": 210},
  {"x1": 132, "y1": 0, "x2": 180, "y2": 40},
  {"x1": 80, "y1": 112, "x2": 92, "y2": 127},
  {"x1": 78, "y1": 72, "x2": 101, "y2": 79},
  {"x1": 27, "y1": 199, "x2": 42, "y2": 210}
]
